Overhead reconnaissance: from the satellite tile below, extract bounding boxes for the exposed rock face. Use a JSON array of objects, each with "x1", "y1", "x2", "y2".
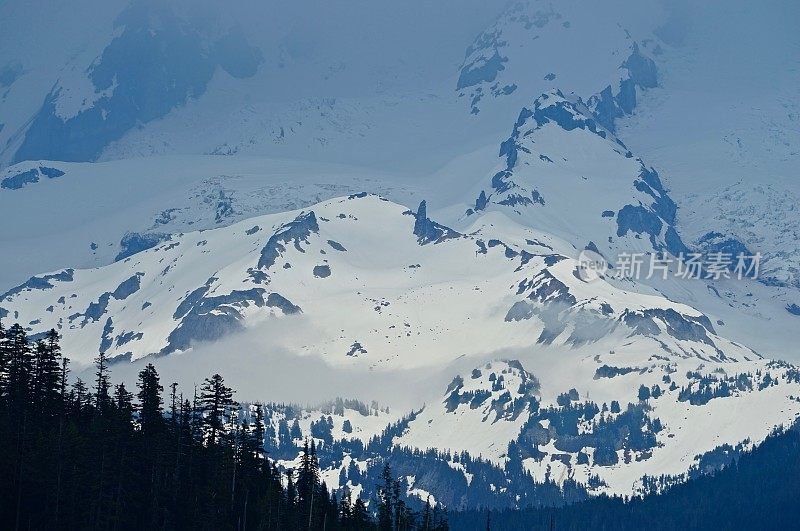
[
  {"x1": 313, "y1": 265, "x2": 331, "y2": 278},
  {"x1": 475, "y1": 90, "x2": 690, "y2": 260},
  {"x1": 116, "y1": 233, "x2": 170, "y2": 262},
  {"x1": 1, "y1": 270, "x2": 75, "y2": 300},
  {"x1": 163, "y1": 288, "x2": 268, "y2": 355},
  {"x1": 13, "y1": 2, "x2": 262, "y2": 163},
  {"x1": 258, "y1": 211, "x2": 319, "y2": 269},
  {"x1": 1, "y1": 166, "x2": 65, "y2": 190},
  {"x1": 411, "y1": 201, "x2": 461, "y2": 245},
  {"x1": 590, "y1": 42, "x2": 659, "y2": 133},
  {"x1": 266, "y1": 292, "x2": 301, "y2": 314}
]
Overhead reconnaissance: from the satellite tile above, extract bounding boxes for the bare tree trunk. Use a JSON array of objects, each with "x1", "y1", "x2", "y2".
[
  {"x1": 242, "y1": 489, "x2": 248, "y2": 531},
  {"x1": 14, "y1": 411, "x2": 28, "y2": 531},
  {"x1": 55, "y1": 415, "x2": 64, "y2": 527},
  {"x1": 307, "y1": 488, "x2": 315, "y2": 531}
]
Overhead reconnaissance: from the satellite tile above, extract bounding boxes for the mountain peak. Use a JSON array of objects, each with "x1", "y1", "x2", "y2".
[{"x1": 470, "y1": 89, "x2": 688, "y2": 260}]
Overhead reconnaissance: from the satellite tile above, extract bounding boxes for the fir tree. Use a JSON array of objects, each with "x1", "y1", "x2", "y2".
[
  {"x1": 113, "y1": 383, "x2": 134, "y2": 420},
  {"x1": 291, "y1": 417, "x2": 303, "y2": 440},
  {"x1": 5, "y1": 323, "x2": 32, "y2": 414},
  {"x1": 351, "y1": 498, "x2": 372, "y2": 529},
  {"x1": 377, "y1": 462, "x2": 394, "y2": 531},
  {"x1": 0, "y1": 319, "x2": 7, "y2": 396},
  {"x1": 297, "y1": 438, "x2": 322, "y2": 528},
  {"x1": 340, "y1": 487, "x2": 353, "y2": 526},
  {"x1": 58, "y1": 356, "x2": 70, "y2": 409},
  {"x1": 72, "y1": 378, "x2": 89, "y2": 412},
  {"x1": 421, "y1": 497, "x2": 432, "y2": 530},
  {"x1": 136, "y1": 363, "x2": 163, "y2": 434},
  {"x1": 93, "y1": 350, "x2": 111, "y2": 412},
  {"x1": 31, "y1": 330, "x2": 61, "y2": 415},
  {"x1": 199, "y1": 373, "x2": 237, "y2": 444}
]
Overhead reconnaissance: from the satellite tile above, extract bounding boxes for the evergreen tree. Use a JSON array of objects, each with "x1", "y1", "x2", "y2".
[
  {"x1": 93, "y1": 350, "x2": 111, "y2": 412},
  {"x1": 4, "y1": 323, "x2": 32, "y2": 414},
  {"x1": 291, "y1": 417, "x2": 303, "y2": 440},
  {"x1": 351, "y1": 498, "x2": 372, "y2": 530},
  {"x1": 638, "y1": 384, "x2": 651, "y2": 401},
  {"x1": 58, "y1": 357, "x2": 70, "y2": 408},
  {"x1": 297, "y1": 438, "x2": 323, "y2": 529},
  {"x1": 421, "y1": 497, "x2": 432, "y2": 530},
  {"x1": 169, "y1": 381, "x2": 179, "y2": 427},
  {"x1": 30, "y1": 330, "x2": 61, "y2": 415},
  {"x1": 0, "y1": 319, "x2": 7, "y2": 397},
  {"x1": 136, "y1": 363, "x2": 163, "y2": 434},
  {"x1": 377, "y1": 462, "x2": 394, "y2": 531},
  {"x1": 199, "y1": 373, "x2": 236, "y2": 444},
  {"x1": 340, "y1": 488, "x2": 353, "y2": 526},
  {"x1": 72, "y1": 378, "x2": 89, "y2": 412},
  {"x1": 285, "y1": 470, "x2": 298, "y2": 529},
  {"x1": 113, "y1": 383, "x2": 134, "y2": 420},
  {"x1": 45, "y1": 329, "x2": 63, "y2": 407}
]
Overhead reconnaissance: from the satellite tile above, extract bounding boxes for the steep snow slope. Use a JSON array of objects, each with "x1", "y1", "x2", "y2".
[
  {"x1": 2, "y1": 86, "x2": 798, "y2": 362},
  {"x1": 454, "y1": 0, "x2": 800, "y2": 319},
  {"x1": 461, "y1": 90, "x2": 686, "y2": 258},
  {"x1": 682, "y1": 183, "x2": 800, "y2": 289}
]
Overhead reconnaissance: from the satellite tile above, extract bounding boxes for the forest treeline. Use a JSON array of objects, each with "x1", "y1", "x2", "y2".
[
  {"x1": 6, "y1": 316, "x2": 797, "y2": 531},
  {"x1": 0, "y1": 321, "x2": 448, "y2": 531}
]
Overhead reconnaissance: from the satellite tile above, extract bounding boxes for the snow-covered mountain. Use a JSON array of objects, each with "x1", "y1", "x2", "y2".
[
  {"x1": 232, "y1": 352, "x2": 800, "y2": 507},
  {"x1": 0, "y1": 192, "x2": 755, "y2": 365},
  {"x1": 0, "y1": 0, "x2": 500, "y2": 169},
  {"x1": 1, "y1": 0, "x2": 799, "y2": 511},
  {"x1": 0, "y1": 156, "x2": 420, "y2": 291},
  {"x1": 455, "y1": 0, "x2": 663, "y2": 121},
  {"x1": 3, "y1": 191, "x2": 800, "y2": 499},
  {"x1": 0, "y1": 0, "x2": 702, "y2": 170},
  {"x1": 467, "y1": 90, "x2": 686, "y2": 259}
]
